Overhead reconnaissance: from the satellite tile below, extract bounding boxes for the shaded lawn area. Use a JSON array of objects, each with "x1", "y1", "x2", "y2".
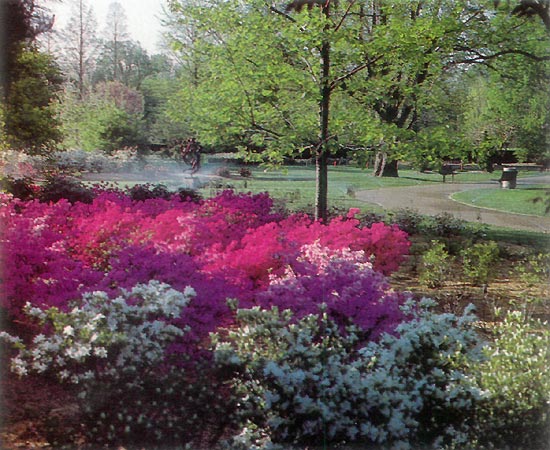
[{"x1": 451, "y1": 185, "x2": 550, "y2": 217}]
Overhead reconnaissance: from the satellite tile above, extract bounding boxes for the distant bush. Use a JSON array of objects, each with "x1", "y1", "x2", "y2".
[
  {"x1": 126, "y1": 183, "x2": 173, "y2": 201},
  {"x1": 216, "y1": 166, "x2": 232, "y2": 177},
  {"x1": 177, "y1": 187, "x2": 203, "y2": 203},
  {"x1": 239, "y1": 167, "x2": 252, "y2": 177},
  {"x1": 419, "y1": 240, "x2": 453, "y2": 288},
  {"x1": 39, "y1": 175, "x2": 95, "y2": 204},
  {"x1": 0, "y1": 176, "x2": 38, "y2": 200},
  {"x1": 461, "y1": 241, "x2": 500, "y2": 285},
  {"x1": 388, "y1": 208, "x2": 424, "y2": 234},
  {"x1": 428, "y1": 212, "x2": 468, "y2": 237}
]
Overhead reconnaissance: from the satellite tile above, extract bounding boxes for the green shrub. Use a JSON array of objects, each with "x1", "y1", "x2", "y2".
[
  {"x1": 419, "y1": 240, "x2": 453, "y2": 288},
  {"x1": 461, "y1": 241, "x2": 500, "y2": 285},
  {"x1": 474, "y1": 310, "x2": 550, "y2": 449},
  {"x1": 388, "y1": 208, "x2": 424, "y2": 234}
]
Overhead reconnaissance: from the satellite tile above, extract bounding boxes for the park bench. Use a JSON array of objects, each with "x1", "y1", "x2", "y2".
[{"x1": 439, "y1": 164, "x2": 458, "y2": 183}]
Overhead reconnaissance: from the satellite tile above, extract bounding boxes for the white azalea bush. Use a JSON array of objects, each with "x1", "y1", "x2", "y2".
[
  {"x1": 474, "y1": 310, "x2": 550, "y2": 450},
  {"x1": 214, "y1": 299, "x2": 485, "y2": 449},
  {"x1": 1, "y1": 280, "x2": 232, "y2": 448}
]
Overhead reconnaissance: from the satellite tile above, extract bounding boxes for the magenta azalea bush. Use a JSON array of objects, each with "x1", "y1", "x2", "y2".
[{"x1": 1, "y1": 190, "x2": 409, "y2": 339}]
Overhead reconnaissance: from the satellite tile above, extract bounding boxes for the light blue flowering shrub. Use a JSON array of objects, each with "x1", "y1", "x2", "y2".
[
  {"x1": 1, "y1": 280, "x2": 234, "y2": 448},
  {"x1": 213, "y1": 299, "x2": 485, "y2": 449}
]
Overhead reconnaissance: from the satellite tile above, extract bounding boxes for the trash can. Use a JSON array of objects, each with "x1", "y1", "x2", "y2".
[{"x1": 499, "y1": 167, "x2": 518, "y2": 189}]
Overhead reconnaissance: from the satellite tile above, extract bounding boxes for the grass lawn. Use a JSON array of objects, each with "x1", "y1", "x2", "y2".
[
  {"x1": 200, "y1": 164, "x2": 541, "y2": 213},
  {"x1": 202, "y1": 165, "x2": 440, "y2": 213},
  {"x1": 451, "y1": 185, "x2": 550, "y2": 217}
]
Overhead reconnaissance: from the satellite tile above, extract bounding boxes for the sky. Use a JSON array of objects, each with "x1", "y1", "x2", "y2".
[{"x1": 49, "y1": 0, "x2": 167, "y2": 54}]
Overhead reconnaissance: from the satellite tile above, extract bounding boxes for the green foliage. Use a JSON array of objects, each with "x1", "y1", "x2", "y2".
[
  {"x1": 461, "y1": 241, "x2": 500, "y2": 285},
  {"x1": 419, "y1": 241, "x2": 453, "y2": 288},
  {"x1": 402, "y1": 126, "x2": 469, "y2": 172},
  {"x1": 461, "y1": 56, "x2": 550, "y2": 167},
  {"x1": 59, "y1": 85, "x2": 146, "y2": 153},
  {"x1": 475, "y1": 310, "x2": 550, "y2": 450},
  {"x1": 141, "y1": 75, "x2": 189, "y2": 144},
  {"x1": 3, "y1": 45, "x2": 63, "y2": 154}
]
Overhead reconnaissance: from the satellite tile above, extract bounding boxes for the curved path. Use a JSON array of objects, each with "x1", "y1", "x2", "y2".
[{"x1": 355, "y1": 175, "x2": 550, "y2": 233}]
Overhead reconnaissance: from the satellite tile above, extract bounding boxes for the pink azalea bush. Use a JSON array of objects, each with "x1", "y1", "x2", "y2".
[{"x1": 0, "y1": 189, "x2": 410, "y2": 347}]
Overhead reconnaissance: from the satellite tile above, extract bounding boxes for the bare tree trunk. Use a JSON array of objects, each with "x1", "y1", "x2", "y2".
[
  {"x1": 373, "y1": 152, "x2": 399, "y2": 177},
  {"x1": 78, "y1": 0, "x2": 85, "y2": 98}
]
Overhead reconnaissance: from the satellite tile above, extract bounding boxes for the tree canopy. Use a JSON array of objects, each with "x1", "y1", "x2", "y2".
[{"x1": 165, "y1": 0, "x2": 549, "y2": 219}]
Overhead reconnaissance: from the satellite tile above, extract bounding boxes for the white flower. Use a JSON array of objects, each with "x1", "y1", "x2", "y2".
[
  {"x1": 63, "y1": 325, "x2": 74, "y2": 336},
  {"x1": 66, "y1": 344, "x2": 91, "y2": 361},
  {"x1": 11, "y1": 357, "x2": 28, "y2": 376},
  {"x1": 94, "y1": 346, "x2": 108, "y2": 358}
]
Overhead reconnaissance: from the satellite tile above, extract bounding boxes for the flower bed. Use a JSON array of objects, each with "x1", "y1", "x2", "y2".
[{"x1": 1, "y1": 188, "x2": 548, "y2": 449}]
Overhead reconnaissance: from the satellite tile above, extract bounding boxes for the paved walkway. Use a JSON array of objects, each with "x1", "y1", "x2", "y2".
[{"x1": 355, "y1": 175, "x2": 550, "y2": 233}]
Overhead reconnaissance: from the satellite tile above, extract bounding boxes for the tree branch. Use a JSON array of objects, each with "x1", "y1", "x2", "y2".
[
  {"x1": 454, "y1": 46, "x2": 550, "y2": 62},
  {"x1": 330, "y1": 56, "x2": 382, "y2": 90},
  {"x1": 266, "y1": 3, "x2": 297, "y2": 23},
  {"x1": 334, "y1": 0, "x2": 356, "y2": 33}
]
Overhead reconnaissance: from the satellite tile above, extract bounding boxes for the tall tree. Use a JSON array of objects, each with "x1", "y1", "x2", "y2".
[
  {"x1": 4, "y1": 44, "x2": 63, "y2": 153},
  {"x1": 166, "y1": 0, "x2": 548, "y2": 219},
  {"x1": 55, "y1": 0, "x2": 99, "y2": 98},
  {"x1": 94, "y1": 40, "x2": 154, "y2": 89},
  {"x1": 0, "y1": 0, "x2": 62, "y2": 154},
  {"x1": 102, "y1": 1, "x2": 130, "y2": 82},
  {"x1": 0, "y1": 0, "x2": 54, "y2": 93}
]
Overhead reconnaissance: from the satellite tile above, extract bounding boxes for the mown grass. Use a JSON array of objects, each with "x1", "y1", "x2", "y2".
[
  {"x1": 451, "y1": 185, "x2": 550, "y2": 217},
  {"x1": 200, "y1": 164, "x2": 542, "y2": 213}
]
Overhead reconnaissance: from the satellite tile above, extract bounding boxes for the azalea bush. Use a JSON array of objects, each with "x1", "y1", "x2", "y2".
[
  {"x1": 255, "y1": 242, "x2": 406, "y2": 341},
  {"x1": 214, "y1": 299, "x2": 485, "y2": 449},
  {"x1": 0, "y1": 187, "x2": 417, "y2": 447},
  {"x1": 474, "y1": 310, "x2": 550, "y2": 450},
  {"x1": 0, "y1": 281, "x2": 236, "y2": 448},
  {"x1": 0, "y1": 189, "x2": 410, "y2": 328}
]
